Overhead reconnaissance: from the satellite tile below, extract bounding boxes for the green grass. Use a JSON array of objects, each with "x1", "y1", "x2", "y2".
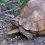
[
  {"x1": 15, "y1": 0, "x2": 29, "y2": 16},
  {"x1": 0, "y1": 0, "x2": 29, "y2": 16},
  {"x1": 19, "y1": 0, "x2": 29, "y2": 8}
]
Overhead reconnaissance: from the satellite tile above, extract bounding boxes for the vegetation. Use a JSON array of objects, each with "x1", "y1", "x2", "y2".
[{"x1": 0, "y1": 0, "x2": 29, "y2": 16}]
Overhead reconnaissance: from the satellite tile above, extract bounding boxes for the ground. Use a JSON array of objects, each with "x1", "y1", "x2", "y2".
[{"x1": 0, "y1": 0, "x2": 45, "y2": 45}]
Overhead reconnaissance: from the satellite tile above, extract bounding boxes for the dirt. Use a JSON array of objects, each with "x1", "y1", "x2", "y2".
[
  {"x1": 0, "y1": 0, "x2": 45, "y2": 45},
  {"x1": 0, "y1": 31, "x2": 45, "y2": 45}
]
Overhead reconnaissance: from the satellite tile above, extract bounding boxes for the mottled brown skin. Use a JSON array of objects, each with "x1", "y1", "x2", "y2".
[
  {"x1": 19, "y1": 0, "x2": 45, "y2": 39},
  {"x1": 8, "y1": 0, "x2": 45, "y2": 39}
]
